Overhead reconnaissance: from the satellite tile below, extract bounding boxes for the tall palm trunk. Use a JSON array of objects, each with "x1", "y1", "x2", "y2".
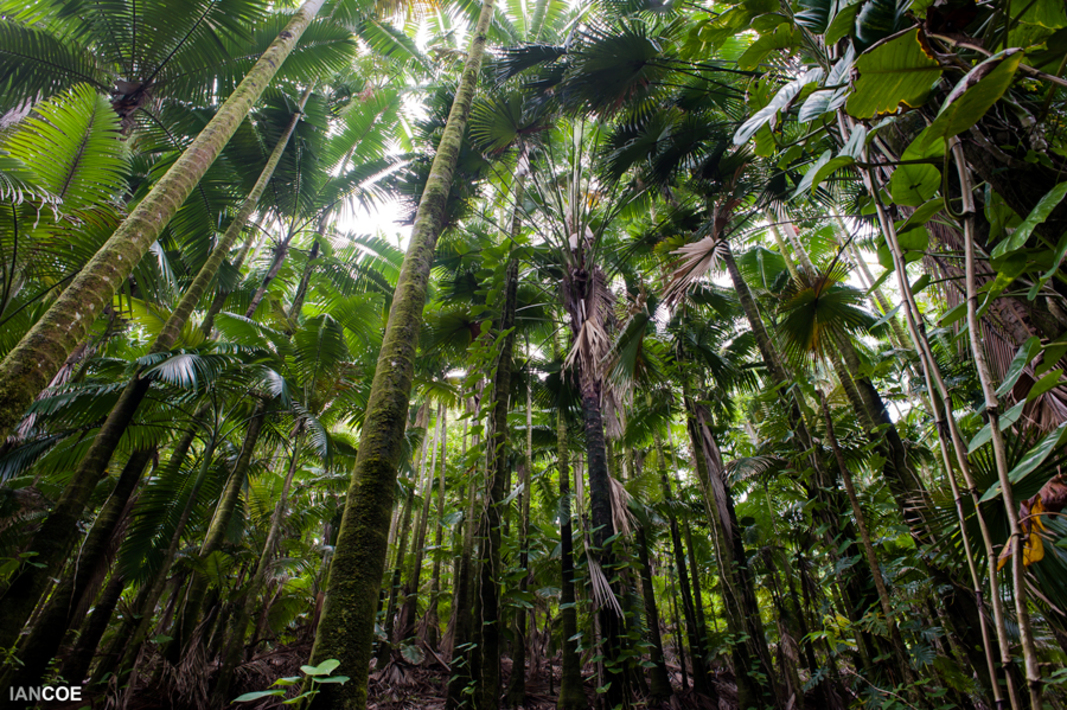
[
  {"x1": 684, "y1": 402, "x2": 777, "y2": 708},
  {"x1": 213, "y1": 429, "x2": 305, "y2": 705},
  {"x1": 399, "y1": 403, "x2": 443, "y2": 641},
  {"x1": 575, "y1": 363, "x2": 627, "y2": 710},
  {"x1": 652, "y1": 432, "x2": 710, "y2": 696},
  {"x1": 446, "y1": 399, "x2": 480, "y2": 710},
  {"x1": 719, "y1": 243, "x2": 883, "y2": 668},
  {"x1": 114, "y1": 434, "x2": 221, "y2": 686},
  {"x1": 635, "y1": 525, "x2": 671, "y2": 699},
  {"x1": 475, "y1": 241, "x2": 522, "y2": 710},
  {"x1": 0, "y1": 99, "x2": 311, "y2": 651},
  {"x1": 818, "y1": 392, "x2": 915, "y2": 688},
  {"x1": 307, "y1": 7, "x2": 495, "y2": 701},
  {"x1": 0, "y1": 0, "x2": 326, "y2": 440},
  {"x1": 425, "y1": 406, "x2": 448, "y2": 649},
  {"x1": 556, "y1": 409, "x2": 585, "y2": 710},
  {"x1": 378, "y1": 409, "x2": 427, "y2": 664},
  {"x1": 169, "y1": 405, "x2": 269, "y2": 660}
]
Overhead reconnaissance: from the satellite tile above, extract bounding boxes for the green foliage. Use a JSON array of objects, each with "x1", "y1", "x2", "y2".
[{"x1": 232, "y1": 658, "x2": 349, "y2": 704}]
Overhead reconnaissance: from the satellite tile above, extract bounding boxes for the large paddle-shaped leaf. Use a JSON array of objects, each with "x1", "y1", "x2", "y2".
[{"x1": 845, "y1": 28, "x2": 942, "y2": 118}]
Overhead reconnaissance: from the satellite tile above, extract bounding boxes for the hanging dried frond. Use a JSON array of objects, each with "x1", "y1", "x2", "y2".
[
  {"x1": 586, "y1": 556, "x2": 623, "y2": 618},
  {"x1": 663, "y1": 236, "x2": 727, "y2": 306},
  {"x1": 608, "y1": 475, "x2": 635, "y2": 537}
]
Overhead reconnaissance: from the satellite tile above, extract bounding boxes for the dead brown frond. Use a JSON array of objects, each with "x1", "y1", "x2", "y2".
[
  {"x1": 663, "y1": 237, "x2": 727, "y2": 306},
  {"x1": 608, "y1": 475, "x2": 635, "y2": 537},
  {"x1": 586, "y1": 557, "x2": 623, "y2": 618}
]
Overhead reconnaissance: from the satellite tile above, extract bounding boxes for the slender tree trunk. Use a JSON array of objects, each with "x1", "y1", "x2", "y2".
[
  {"x1": 114, "y1": 435, "x2": 221, "y2": 692},
  {"x1": 378, "y1": 412, "x2": 426, "y2": 665},
  {"x1": 475, "y1": 241, "x2": 523, "y2": 710},
  {"x1": 306, "y1": 1, "x2": 496, "y2": 704},
  {"x1": 654, "y1": 441, "x2": 709, "y2": 697},
  {"x1": 213, "y1": 430, "x2": 305, "y2": 705},
  {"x1": 684, "y1": 403, "x2": 776, "y2": 708},
  {"x1": 447, "y1": 402, "x2": 479, "y2": 710},
  {"x1": 818, "y1": 391, "x2": 915, "y2": 690},
  {"x1": 170, "y1": 405, "x2": 268, "y2": 660},
  {"x1": 953, "y1": 139, "x2": 1042, "y2": 708},
  {"x1": 426, "y1": 406, "x2": 448, "y2": 650},
  {"x1": 0, "y1": 0, "x2": 326, "y2": 439},
  {"x1": 855, "y1": 119, "x2": 1017, "y2": 707},
  {"x1": 635, "y1": 526, "x2": 671, "y2": 700},
  {"x1": 61, "y1": 571, "x2": 126, "y2": 683},
  {"x1": 399, "y1": 404, "x2": 442, "y2": 642},
  {"x1": 506, "y1": 338, "x2": 534, "y2": 706},
  {"x1": 556, "y1": 409, "x2": 585, "y2": 710}
]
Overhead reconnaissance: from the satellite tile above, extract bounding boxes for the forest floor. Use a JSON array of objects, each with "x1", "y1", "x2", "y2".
[
  {"x1": 63, "y1": 640, "x2": 737, "y2": 709},
  {"x1": 221, "y1": 641, "x2": 736, "y2": 710}
]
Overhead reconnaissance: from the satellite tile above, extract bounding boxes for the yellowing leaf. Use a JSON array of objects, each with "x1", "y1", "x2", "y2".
[{"x1": 845, "y1": 28, "x2": 942, "y2": 118}]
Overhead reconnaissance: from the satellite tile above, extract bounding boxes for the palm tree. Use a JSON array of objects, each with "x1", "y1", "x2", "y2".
[{"x1": 0, "y1": 0, "x2": 345, "y2": 440}]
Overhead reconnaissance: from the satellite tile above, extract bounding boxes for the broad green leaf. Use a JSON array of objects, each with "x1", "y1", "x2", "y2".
[
  {"x1": 996, "y1": 336, "x2": 1042, "y2": 397},
  {"x1": 272, "y1": 677, "x2": 302, "y2": 687},
  {"x1": 795, "y1": 0, "x2": 834, "y2": 32},
  {"x1": 846, "y1": 28, "x2": 942, "y2": 118},
  {"x1": 896, "y1": 197, "x2": 944, "y2": 233},
  {"x1": 1026, "y1": 370, "x2": 1063, "y2": 402},
  {"x1": 1014, "y1": 0, "x2": 1067, "y2": 30},
  {"x1": 991, "y1": 182, "x2": 1067, "y2": 258},
  {"x1": 902, "y1": 125, "x2": 945, "y2": 161},
  {"x1": 233, "y1": 691, "x2": 285, "y2": 702},
  {"x1": 924, "y1": 49, "x2": 1022, "y2": 142},
  {"x1": 980, "y1": 421, "x2": 1067, "y2": 502},
  {"x1": 855, "y1": 0, "x2": 909, "y2": 46},
  {"x1": 734, "y1": 67, "x2": 824, "y2": 145},
  {"x1": 792, "y1": 149, "x2": 832, "y2": 196},
  {"x1": 909, "y1": 272, "x2": 930, "y2": 294},
  {"x1": 826, "y1": 1, "x2": 862, "y2": 44},
  {"x1": 313, "y1": 676, "x2": 350, "y2": 684},
  {"x1": 400, "y1": 643, "x2": 425, "y2": 665},
  {"x1": 1034, "y1": 231, "x2": 1067, "y2": 296},
  {"x1": 889, "y1": 163, "x2": 940, "y2": 206},
  {"x1": 302, "y1": 659, "x2": 341, "y2": 676},
  {"x1": 738, "y1": 25, "x2": 799, "y2": 70},
  {"x1": 898, "y1": 225, "x2": 929, "y2": 252},
  {"x1": 969, "y1": 401, "x2": 1027, "y2": 454},
  {"x1": 1037, "y1": 339, "x2": 1067, "y2": 377},
  {"x1": 939, "y1": 302, "x2": 966, "y2": 326},
  {"x1": 798, "y1": 46, "x2": 855, "y2": 123}
]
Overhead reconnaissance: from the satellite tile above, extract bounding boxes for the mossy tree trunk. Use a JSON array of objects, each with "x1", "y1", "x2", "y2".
[
  {"x1": 399, "y1": 403, "x2": 444, "y2": 642},
  {"x1": 653, "y1": 432, "x2": 710, "y2": 697},
  {"x1": 635, "y1": 525, "x2": 672, "y2": 700},
  {"x1": 504, "y1": 362, "x2": 533, "y2": 706},
  {"x1": 306, "y1": 1, "x2": 495, "y2": 705}
]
